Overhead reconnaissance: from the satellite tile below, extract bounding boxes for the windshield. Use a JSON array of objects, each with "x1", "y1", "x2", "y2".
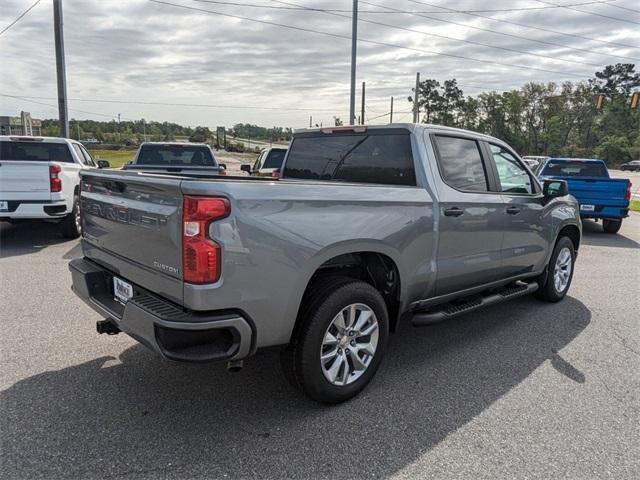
[
  {"x1": 263, "y1": 149, "x2": 286, "y2": 169},
  {"x1": 541, "y1": 161, "x2": 608, "y2": 178},
  {"x1": 136, "y1": 144, "x2": 216, "y2": 167}
]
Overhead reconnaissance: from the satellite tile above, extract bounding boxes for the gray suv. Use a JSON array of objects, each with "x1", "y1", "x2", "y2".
[{"x1": 69, "y1": 124, "x2": 581, "y2": 403}]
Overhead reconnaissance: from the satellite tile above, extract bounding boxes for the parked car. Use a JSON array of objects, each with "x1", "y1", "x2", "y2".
[
  {"x1": 123, "y1": 142, "x2": 226, "y2": 174},
  {"x1": 241, "y1": 146, "x2": 287, "y2": 177},
  {"x1": 69, "y1": 124, "x2": 581, "y2": 403},
  {"x1": 522, "y1": 155, "x2": 549, "y2": 171},
  {"x1": 0, "y1": 135, "x2": 108, "y2": 238},
  {"x1": 620, "y1": 160, "x2": 640, "y2": 172},
  {"x1": 538, "y1": 158, "x2": 631, "y2": 233}
]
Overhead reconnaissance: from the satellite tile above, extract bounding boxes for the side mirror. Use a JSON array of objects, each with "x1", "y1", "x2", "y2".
[
  {"x1": 240, "y1": 164, "x2": 252, "y2": 173},
  {"x1": 218, "y1": 163, "x2": 227, "y2": 170},
  {"x1": 543, "y1": 179, "x2": 568, "y2": 198},
  {"x1": 97, "y1": 159, "x2": 110, "y2": 169}
]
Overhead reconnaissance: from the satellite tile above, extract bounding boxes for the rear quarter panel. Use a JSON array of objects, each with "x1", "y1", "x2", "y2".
[{"x1": 181, "y1": 180, "x2": 435, "y2": 347}]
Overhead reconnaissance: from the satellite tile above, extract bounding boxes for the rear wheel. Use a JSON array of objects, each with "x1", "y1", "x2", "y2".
[
  {"x1": 59, "y1": 194, "x2": 81, "y2": 239},
  {"x1": 281, "y1": 277, "x2": 389, "y2": 404},
  {"x1": 602, "y1": 219, "x2": 622, "y2": 234},
  {"x1": 535, "y1": 236, "x2": 575, "y2": 303}
]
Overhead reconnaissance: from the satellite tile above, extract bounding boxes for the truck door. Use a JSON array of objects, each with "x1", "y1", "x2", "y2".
[
  {"x1": 483, "y1": 142, "x2": 547, "y2": 277},
  {"x1": 430, "y1": 134, "x2": 506, "y2": 295}
]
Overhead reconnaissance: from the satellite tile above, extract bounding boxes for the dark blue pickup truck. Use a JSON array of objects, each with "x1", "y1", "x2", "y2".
[{"x1": 538, "y1": 158, "x2": 631, "y2": 234}]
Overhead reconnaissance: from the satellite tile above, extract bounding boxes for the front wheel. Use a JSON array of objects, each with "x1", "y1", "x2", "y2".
[
  {"x1": 535, "y1": 236, "x2": 575, "y2": 303},
  {"x1": 281, "y1": 277, "x2": 389, "y2": 404},
  {"x1": 602, "y1": 219, "x2": 622, "y2": 234}
]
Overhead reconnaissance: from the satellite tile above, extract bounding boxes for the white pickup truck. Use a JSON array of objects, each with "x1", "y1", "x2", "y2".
[{"x1": 0, "y1": 136, "x2": 109, "y2": 238}]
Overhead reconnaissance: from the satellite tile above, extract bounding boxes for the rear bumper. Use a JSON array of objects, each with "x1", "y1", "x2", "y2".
[
  {"x1": 69, "y1": 258, "x2": 253, "y2": 362},
  {"x1": 579, "y1": 206, "x2": 629, "y2": 220},
  {"x1": 0, "y1": 200, "x2": 70, "y2": 219}
]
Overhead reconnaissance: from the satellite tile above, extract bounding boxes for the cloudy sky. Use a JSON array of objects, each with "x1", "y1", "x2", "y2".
[{"x1": 0, "y1": 0, "x2": 638, "y2": 129}]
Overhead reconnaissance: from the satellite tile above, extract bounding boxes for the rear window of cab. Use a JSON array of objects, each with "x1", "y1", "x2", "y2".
[{"x1": 283, "y1": 131, "x2": 416, "y2": 186}]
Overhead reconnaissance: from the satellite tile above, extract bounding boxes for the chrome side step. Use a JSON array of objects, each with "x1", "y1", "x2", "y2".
[{"x1": 412, "y1": 281, "x2": 539, "y2": 326}]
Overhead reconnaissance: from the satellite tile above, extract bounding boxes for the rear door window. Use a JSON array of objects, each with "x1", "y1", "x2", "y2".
[
  {"x1": 0, "y1": 141, "x2": 74, "y2": 163},
  {"x1": 432, "y1": 135, "x2": 488, "y2": 192},
  {"x1": 283, "y1": 132, "x2": 416, "y2": 186}
]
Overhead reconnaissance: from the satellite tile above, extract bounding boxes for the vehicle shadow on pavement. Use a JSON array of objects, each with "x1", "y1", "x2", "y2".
[
  {"x1": 1, "y1": 296, "x2": 591, "y2": 479},
  {"x1": 580, "y1": 219, "x2": 640, "y2": 249},
  {"x1": 0, "y1": 221, "x2": 76, "y2": 259}
]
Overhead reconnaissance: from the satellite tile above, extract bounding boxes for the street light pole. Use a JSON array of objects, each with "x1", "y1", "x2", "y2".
[
  {"x1": 53, "y1": 0, "x2": 69, "y2": 138},
  {"x1": 349, "y1": 0, "x2": 358, "y2": 125}
]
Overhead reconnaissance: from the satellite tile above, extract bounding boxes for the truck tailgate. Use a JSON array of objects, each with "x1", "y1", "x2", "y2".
[
  {"x1": 558, "y1": 177, "x2": 629, "y2": 206},
  {"x1": 80, "y1": 170, "x2": 184, "y2": 303},
  {"x1": 0, "y1": 161, "x2": 52, "y2": 201}
]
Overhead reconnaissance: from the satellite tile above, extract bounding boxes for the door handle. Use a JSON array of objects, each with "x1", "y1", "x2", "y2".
[
  {"x1": 444, "y1": 207, "x2": 464, "y2": 217},
  {"x1": 506, "y1": 206, "x2": 521, "y2": 215}
]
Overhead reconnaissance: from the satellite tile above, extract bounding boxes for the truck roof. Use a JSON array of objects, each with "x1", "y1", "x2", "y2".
[
  {"x1": 293, "y1": 123, "x2": 510, "y2": 145},
  {"x1": 138, "y1": 142, "x2": 211, "y2": 147},
  {"x1": 0, "y1": 135, "x2": 82, "y2": 145},
  {"x1": 547, "y1": 158, "x2": 605, "y2": 163}
]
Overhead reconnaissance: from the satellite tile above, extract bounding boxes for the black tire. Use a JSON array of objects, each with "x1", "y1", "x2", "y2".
[
  {"x1": 281, "y1": 277, "x2": 389, "y2": 404},
  {"x1": 534, "y1": 236, "x2": 575, "y2": 303},
  {"x1": 59, "y1": 194, "x2": 81, "y2": 239},
  {"x1": 602, "y1": 219, "x2": 622, "y2": 234}
]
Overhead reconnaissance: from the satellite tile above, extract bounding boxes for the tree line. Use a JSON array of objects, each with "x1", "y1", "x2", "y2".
[{"x1": 410, "y1": 64, "x2": 639, "y2": 164}]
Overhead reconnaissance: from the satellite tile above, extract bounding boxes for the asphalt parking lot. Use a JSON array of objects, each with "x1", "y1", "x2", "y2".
[{"x1": 1, "y1": 214, "x2": 638, "y2": 480}]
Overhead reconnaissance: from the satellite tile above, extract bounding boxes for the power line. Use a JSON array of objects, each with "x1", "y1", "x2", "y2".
[
  {"x1": 534, "y1": 0, "x2": 640, "y2": 24},
  {"x1": 401, "y1": 0, "x2": 640, "y2": 53},
  {"x1": 0, "y1": 93, "x2": 134, "y2": 120},
  {"x1": 150, "y1": 0, "x2": 590, "y2": 79},
  {"x1": 604, "y1": 2, "x2": 640, "y2": 13},
  {"x1": 272, "y1": 0, "x2": 602, "y2": 68},
  {"x1": 189, "y1": 0, "x2": 627, "y2": 15},
  {"x1": 0, "y1": 93, "x2": 345, "y2": 113},
  {"x1": 0, "y1": 0, "x2": 42, "y2": 37}
]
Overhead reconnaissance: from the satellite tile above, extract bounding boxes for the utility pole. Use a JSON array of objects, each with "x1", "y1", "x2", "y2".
[
  {"x1": 361, "y1": 81, "x2": 365, "y2": 125},
  {"x1": 412, "y1": 72, "x2": 420, "y2": 124},
  {"x1": 53, "y1": 0, "x2": 69, "y2": 138},
  {"x1": 349, "y1": 0, "x2": 358, "y2": 125},
  {"x1": 309, "y1": 115, "x2": 312, "y2": 128},
  {"x1": 76, "y1": 122, "x2": 80, "y2": 140},
  {"x1": 390, "y1": 96, "x2": 394, "y2": 123},
  {"x1": 142, "y1": 118, "x2": 147, "y2": 142}
]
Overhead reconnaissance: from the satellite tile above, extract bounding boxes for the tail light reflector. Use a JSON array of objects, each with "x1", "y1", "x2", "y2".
[
  {"x1": 182, "y1": 196, "x2": 230, "y2": 284},
  {"x1": 271, "y1": 170, "x2": 280, "y2": 180},
  {"x1": 50, "y1": 164, "x2": 62, "y2": 192},
  {"x1": 626, "y1": 182, "x2": 632, "y2": 202}
]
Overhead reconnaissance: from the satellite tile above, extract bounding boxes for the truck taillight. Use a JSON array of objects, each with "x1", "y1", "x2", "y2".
[
  {"x1": 50, "y1": 164, "x2": 62, "y2": 192},
  {"x1": 626, "y1": 182, "x2": 632, "y2": 202},
  {"x1": 271, "y1": 170, "x2": 280, "y2": 180},
  {"x1": 219, "y1": 167, "x2": 227, "y2": 176},
  {"x1": 182, "y1": 196, "x2": 230, "y2": 284}
]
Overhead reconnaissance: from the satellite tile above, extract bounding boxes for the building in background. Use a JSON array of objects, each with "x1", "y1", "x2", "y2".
[{"x1": 0, "y1": 111, "x2": 43, "y2": 136}]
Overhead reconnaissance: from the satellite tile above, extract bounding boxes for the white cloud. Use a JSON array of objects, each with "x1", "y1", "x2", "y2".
[{"x1": 0, "y1": 0, "x2": 638, "y2": 128}]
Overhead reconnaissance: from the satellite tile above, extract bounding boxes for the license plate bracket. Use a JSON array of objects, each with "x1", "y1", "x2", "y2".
[
  {"x1": 580, "y1": 204, "x2": 595, "y2": 212},
  {"x1": 113, "y1": 276, "x2": 134, "y2": 305}
]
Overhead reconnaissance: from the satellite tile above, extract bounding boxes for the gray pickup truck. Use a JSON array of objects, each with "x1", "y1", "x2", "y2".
[{"x1": 69, "y1": 124, "x2": 581, "y2": 403}]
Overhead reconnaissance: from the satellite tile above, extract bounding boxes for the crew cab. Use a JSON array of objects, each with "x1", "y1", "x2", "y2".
[
  {"x1": 0, "y1": 135, "x2": 108, "y2": 238},
  {"x1": 69, "y1": 124, "x2": 581, "y2": 403},
  {"x1": 123, "y1": 142, "x2": 226, "y2": 174},
  {"x1": 538, "y1": 158, "x2": 631, "y2": 233},
  {"x1": 241, "y1": 146, "x2": 287, "y2": 178}
]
